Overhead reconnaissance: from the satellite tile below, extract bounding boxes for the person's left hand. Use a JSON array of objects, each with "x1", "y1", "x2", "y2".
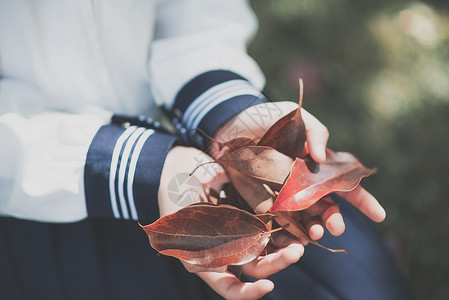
[
  {"x1": 192, "y1": 231, "x2": 304, "y2": 300},
  {"x1": 212, "y1": 101, "x2": 386, "y2": 240},
  {"x1": 158, "y1": 146, "x2": 304, "y2": 300}
]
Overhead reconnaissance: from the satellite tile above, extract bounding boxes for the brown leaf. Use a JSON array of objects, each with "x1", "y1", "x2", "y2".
[
  {"x1": 141, "y1": 204, "x2": 273, "y2": 268},
  {"x1": 226, "y1": 167, "x2": 274, "y2": 214},
  {"x1": 216, "y1": 137, "x2": 256, "y2": 159},
  {"x1": 255, "y1": 213, "x2": 275, "y2": 231},
  {"x1": 218, "y1": 183, "x2": 255, "y2": 214},
  {"x1": 193, "y1": 128, "x2": 255, "y2": 159},
  {"x1": 270, "y1": 150, "x2": 376, "y2": 212},
  {"x1": 258, "y1": 79, "x2": 306, "y2": 159},
  {"x1": 219, "y1": 146, "x2": 293, "y2": 190}
]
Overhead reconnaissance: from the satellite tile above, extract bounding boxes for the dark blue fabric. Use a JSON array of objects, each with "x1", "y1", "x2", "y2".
[
  {"x1": 0, "y1": 220, "x2": 26, "y2": 299},
  {"x1": 84, "y1": 124, "x2": 124, "y2": 218},
  {"x1": 171, "y1": 69, "x2": 267, "y2": 148},
  {"x1": 173, "y1": 70, "x2": 246, "y2": 113},
  {"x1": 0, "y1": 218, "x2": 63, "y2": 300},
  {"x1": 0, "y1": 217, "x2": 186, "y2": 300},
  {"x1": 111, "y1": 114, "x2": 170, "y2": 134},
  {"x1": 0, "y1": 195, "x2": 412, "y2": 300},
  {"x1": 84, "y1": 123, "x2": 177, "y2": 224},
  {"x1": 132, "y1": 132, "x2": 178, "y2": 225},
  {"x1": 193, "y1": 94, "x2": 267, "y2": 148}
]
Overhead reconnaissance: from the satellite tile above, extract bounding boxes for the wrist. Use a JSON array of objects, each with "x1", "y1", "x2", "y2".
[{"x1": 158, "y1": 146, "x2": 227, "y2": 217}]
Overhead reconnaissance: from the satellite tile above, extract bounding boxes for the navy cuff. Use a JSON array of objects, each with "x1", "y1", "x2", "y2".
[
  {"x1": 171, "y1": 70, "x2": 267, "y2": 148},
  {"x1": 84, "y1": 123, "x2": 177, "y2": 225}
]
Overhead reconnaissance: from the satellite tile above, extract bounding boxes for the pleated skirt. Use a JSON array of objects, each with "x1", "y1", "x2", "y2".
[{"x1": 0, "y1": 196, "x2": 413, "y2": 300}]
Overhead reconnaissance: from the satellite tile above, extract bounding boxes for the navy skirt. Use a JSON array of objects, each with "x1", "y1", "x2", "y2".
[{"x1": 0, "y1": 196, "x2": 413, "y2": 300}]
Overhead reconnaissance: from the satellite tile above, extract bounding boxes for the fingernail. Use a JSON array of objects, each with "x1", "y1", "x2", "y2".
[
  {"x1": 372, "y1": 205, "x2": 386, "y2": 222},
  {"x1": 377, "y1": 206, "x2": 386, "y2": 222},
  {"x1": 316, "y1": 145, "x2": 326, "y2": 162}
]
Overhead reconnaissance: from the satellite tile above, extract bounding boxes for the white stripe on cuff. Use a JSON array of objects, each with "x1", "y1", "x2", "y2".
[
  {"x1": 182, "y1": 79, "x2": 248, "y2": 129},
  {"x1": 109, "y1": 126, "x2": 137, "y2": 219},
  {"x1": 117, "y1": 127, "x2": 146, "y2": 220},
  {"x1": 126, "y1": 129, "x2": 155, "y2": 221},
  {"x1": 189, "y1": 88, "x2": 263, "y2": 135}
]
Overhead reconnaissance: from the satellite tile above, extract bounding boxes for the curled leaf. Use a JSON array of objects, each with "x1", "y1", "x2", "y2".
[
  {"x1": 193, "y1": 128, "x2": 255, "y2": 159},
  {"x1": 218, "y1": 183, "x2": 254, "y2": 213},
  {"x1": 141, "y1": 204, "x2": 273, "y2": 268},
  {"x1": 219, "y1": 146, "x2": 293, "y2": 189},
  {"x1": 226, "y1": 167, "x2": 274, "y2": 214},
  {"x1": 270, "y1": 150, "x2": 376, "y2": 212},
  {"x1": 216, "y1": 137, "x2": 256, "y2": 158},
  {"x1": 258, "y1": 79, "x2": 306, "y2": 159}
]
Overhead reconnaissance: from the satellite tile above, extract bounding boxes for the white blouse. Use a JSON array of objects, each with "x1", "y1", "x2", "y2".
[{"x1": 0, "y1": 0, "x2": 265, "y2": 222}]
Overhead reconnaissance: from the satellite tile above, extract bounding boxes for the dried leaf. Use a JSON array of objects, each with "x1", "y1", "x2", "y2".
[
  {"x1": 219, "y1": 146, "x2": 293, "y2": 189},
  {"x1": 193, "y1": 128, "x2": 255, "y2": 159},
  {"x1": 175, "y1": 80, "x2": 377, "y2": 258},
  {"x1": 216, "y1": 137, "x2": 256, "y2": 158},
  {"x1": 270, "y1": 150, "x2": 376, "y2": 212},
  {"x1": 141, "y1": 204, "x2": 273, "y2": 268},
  {"x1": 226, "y1": 167, "x2": 274, "y2": 214},
  {"x1": 218, "y1": 183, "x2": 255, "y2": 214},
  {"x1": 255, "y1": 213, "x2": 275, "y2": 231},
  {"x1": 258, "y1": 79, "x2": 306, "y2": 159}
]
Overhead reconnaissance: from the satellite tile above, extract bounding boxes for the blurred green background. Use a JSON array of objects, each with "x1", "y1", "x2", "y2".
[{"x1": 249, "y1": 1, "x2": 449, "y2": 299}]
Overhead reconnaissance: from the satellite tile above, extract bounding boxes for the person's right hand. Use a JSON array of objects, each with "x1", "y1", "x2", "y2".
[
  {"x1": 158, "y1": 146, "x2": 304, "y2": 299},
  {"x1": 212, "y1": 101, "x2": 386, "y2": 241}
]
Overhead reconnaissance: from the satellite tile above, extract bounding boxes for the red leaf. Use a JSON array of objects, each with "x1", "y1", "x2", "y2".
[
  {"x1": 270, "y1": 150, "x2": 376, "y2": 212},
  {"x1": 258, "y1": 79, "x2": 306, "y2": 159},
  {"x1": 216, "y1": 137, "x2": 256, "y2": 159},
  {"x1": 141, "y1": 204, "x2": 273, "y2": 268},
  {"x1": 219, "y1": 146, "x2": 293, "y2": 189},
  {"x1": 216, "y1": 146, "x2": 293, "y2": 214},
  {"x1": 226, "y1": 167, "x2": 274, "y2": 214},
  {"x1": 218, "y1": 183, "x2": 255, "y2": 214},
  {"x1": 193, "y1": 128, "x2": 255, "y2": 159}
]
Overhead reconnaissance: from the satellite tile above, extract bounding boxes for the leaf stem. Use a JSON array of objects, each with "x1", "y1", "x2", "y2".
[
  {"x1": 266, "y1": 227, "x2": 284, "y2": 234},
  {"x1": 189, "y1": 161, "x2": 219, "y2": 176},
  {"x1": 298, "y1": 78, "x2": 304, "y2": 109},
  {"x1": 192, "y1": 128, "x2": 222, "y2": 145}
]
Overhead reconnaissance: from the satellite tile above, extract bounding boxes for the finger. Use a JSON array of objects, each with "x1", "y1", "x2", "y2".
[
  {"x1": 303, "y1": 197, "x2": 335, "y2": 216},
  {"x1": 305, "y1": 217, "x2": 324, "y2": 240},
  {"x1": 181, "y1": 260, "x2": 227, "y2": 273},
  {"x1": 321, "y1": 204, "x2": 345, "y2": 236},
  {"x1": 197, "y1": 271, "x2": 274, "y2": 300},
  {"x1": 269, "y1": 232, "x2": 309, "y2": 251},
  {"x1": 337, "y1": 186, "x2": 386, "y2": 222},
  {"x1": 302, "y1": 109, "x2": 329, "y2": 163},
  {"x1": 271, "y1": 231, "x2": 308, "y2": 248},
  {"x1": 241, "y1": 243, "x2": 304, "y2": 279}
]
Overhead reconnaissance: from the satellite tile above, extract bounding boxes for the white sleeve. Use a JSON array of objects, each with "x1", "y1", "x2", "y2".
[
  {"x1": 0, "y1": 78, "x2": 178, "y2": 225},
  {"x1": 148, "y1": 0, "x2": 268, "y2": 147},
  {"x1": 0, "y1": 79, "x2": 110, "y2": 222}
]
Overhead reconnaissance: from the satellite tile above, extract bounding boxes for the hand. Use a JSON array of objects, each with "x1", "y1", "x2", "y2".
[
  {"x1": 158, "y1": 146, "x2": 303, "y2": 299},
  {"x1": 213, "y1": 101, "x2": 386, "y2": 240},
  {"x1": 183, "y1": 232, "x2": 304, "y2": 300},
  {"x1": 158, "y1": 146, "x2": 227, "y2": 216}
]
